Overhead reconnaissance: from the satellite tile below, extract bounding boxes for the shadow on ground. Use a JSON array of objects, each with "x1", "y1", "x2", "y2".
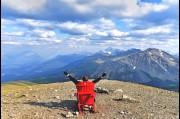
[{"x1": 24, "y1": 100, "x2": 78, "y2": 111}]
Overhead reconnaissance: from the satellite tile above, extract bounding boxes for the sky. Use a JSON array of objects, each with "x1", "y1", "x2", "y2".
[{"x1": 1, "y1": 0, "x2": 179, "y2": 58}]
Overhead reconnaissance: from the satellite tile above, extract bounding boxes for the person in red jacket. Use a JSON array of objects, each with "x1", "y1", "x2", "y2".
[
  {"x1": 64, "y1": 71, "x2": 106, "y2": 112},
  {"x1": 63, "y1": 71, "x2": 107, "y2": 84}
]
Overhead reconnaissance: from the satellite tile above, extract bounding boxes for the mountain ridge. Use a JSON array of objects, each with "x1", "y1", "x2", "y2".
[
  {"x1": 58, "y1": 48, "x2": 179, "y2": 88},
  {"x1": 2, "y1": 48, "x2": 179, "y2": 91}
]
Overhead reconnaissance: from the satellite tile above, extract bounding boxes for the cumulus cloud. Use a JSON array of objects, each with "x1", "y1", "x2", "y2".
[
  {"x1": 57, "y1": 21, "x2": 95, "y2": 35},
  {"x1": 29, "y1": 29, "x2": 56, "y2": 38},
  {"x1": 1, "y1": 19, "x2": 16, "y2": 25},
  {"x1": 2, "y1": 0, "x2": 174, "y2": 21},
  {"x1": 99, "y1": 18, "x2": 116, "y2": 29},
  {"x1": 1, "y1": 0, "x2": 179, "y2": 55},
  {"x1": 163, "y1": 0, "x2": 179, "y2": 4},
  {"x1": 2, "y1": 31, "x2": 25, "y2": 36},
  {"x1": 69, "y1": 37, "x2": 90, "y2": 42},
  {"x1": 25, "y1": 41, "x2": 40, "y2": 46},
  {"x1": 132, "y1": 24, "x2": 172, "y2": 35},
  {"x1": 108, "y1": 29, "x2": 129, "y2": 37},
  {"x1": 95, "y1": 31, "x2": 108, "y2": 37},
  {"x1": 17, "y1": 19, "x2": 53, "y2": 28},
  {"x1": 2, "y1": 41, "x2": 21, "y2": 45},
  {"x1": 2, "y1": 0, "x2": 46, "y2": 14}
]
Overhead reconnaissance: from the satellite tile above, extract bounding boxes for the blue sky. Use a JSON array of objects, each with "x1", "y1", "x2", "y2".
[{"x1": 1, "y1": 0, "x2": 179, "y2": 58}]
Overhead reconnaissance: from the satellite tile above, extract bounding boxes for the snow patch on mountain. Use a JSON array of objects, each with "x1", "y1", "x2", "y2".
[
  {"x1": 159, "y1": 50, "x2": 164, "y2": 57},
  {"x1": 111, "y1": 57, "x2": 123, "y2": 61},
  {"x1": 169, "y1": 58, "x2": 174, "y2": 61},
  {"x1": 95, "y1": 59, "x2": 106, "y2": 64}
]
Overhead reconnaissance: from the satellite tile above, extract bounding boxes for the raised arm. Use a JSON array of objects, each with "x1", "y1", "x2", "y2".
[
  {"x1": 64, "y1": 71, "x2": 79, "y2": 84},
  {"x1": 92, "y1": 72, "x2": 106, "y2": 84}
]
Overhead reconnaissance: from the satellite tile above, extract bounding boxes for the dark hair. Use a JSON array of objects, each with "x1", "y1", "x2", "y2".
[{"x1": 82, "y1": 76, "x2": 88, "y2": 81}]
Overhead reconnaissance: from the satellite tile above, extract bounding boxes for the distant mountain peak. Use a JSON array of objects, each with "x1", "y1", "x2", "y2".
[
  {"x1": 144, "y1": 48, "x2": 166, "y2": 56},
  {"x1": 98, "y1": 47, "x2": 124, "y2": 55},
  {"x1": 145, "y1": 48, "x2": 164, "y2": 53},
  {"x1": 97, "y1": 47, "x2": 141, "y2": 55},
  {"x1": 126, "y1": 48, "x2": 142, "y2": 54}
]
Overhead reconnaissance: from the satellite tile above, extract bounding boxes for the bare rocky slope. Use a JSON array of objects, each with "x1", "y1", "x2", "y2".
[{"x1": 1, "y1": 80, "x2": 179, "y2": 119}]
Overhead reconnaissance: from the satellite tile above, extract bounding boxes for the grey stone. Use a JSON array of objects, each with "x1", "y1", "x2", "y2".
[
  {"x1": 122, "y1": 95, "x2": 131, "y2": 99},
  {"x1": 54, "y1": 96, "x2": 60, "y2": 99},
  {"x1": 66, "y1": 111, "x2": 74, "y2": 118},
  {"x1": 75, "y1": 111, "x2": 79, "y2": 116},
  {"x1": 94, "y1": 87, "x2": 109, "y2": 94},
  {"x1": 120, "y1": 111, "x2": 125, "y2": 114},
  {"x1": 122, "y1": 95, "x2": 141, "y2": 102},
  {"x1": 113, "y1": 89, "x2": 123, "y2": 93},
  {"x1": 45, "y1": 102, "x2": 53, "y2": 107}
]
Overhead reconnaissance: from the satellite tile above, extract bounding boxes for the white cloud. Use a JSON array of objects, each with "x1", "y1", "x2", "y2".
[
  {"x1": 65, "y1": 36, "x2": 92, "y2": 49},
  {"x1": 136, "y1": 2, "x2": 169, "y2": 14},
  {"x1": 30, "y1": 29, "x2": 56, "y2": 38},
  {"x1": 57, "y1": 21, "x2": 95, "y2": 35},
  {"x1": 133, "y1": 24, "x2": 172, "y2": 35},
  {"x1": 1, "y1": 19, "x2": 16, "y2": 25},
  {"x1": 94, "y1": 0, "x2": 169, "y2": 18},
  {"x1": 99, "y1": 18, "x2": 116, "y2": 29},
  {"x1": 63, "y1": 0, "x2": 92, "y2": 14},
  {"x1": 38, "y1": 37, "x2": 62, "y2": 44},
  {"x1": 152, "y1": 4, "x2": 169, "y2": 12},
  {"x1": 53, "y1": 40, "x2": 62, "y2": 43},
  {"x1": 163, "y1": 0, "x2": 179, "y2": 4},
  {"x1": 1, "y1": 0, "x2": 179, "y2": 55},
  {"x1": 17, "y1": 19, "x2": 53, "y2": 28},
  {"x1": 2, "y1": 0, "x2": 171, "y2": 20},
  {"x1": 108, "y1": 29, "x2": 129, "y2": 37},
  {"x1": 2, "y1": 32, "x2": 25, "y2": 36},
  {"x1": 2, "y1": 0, "x2": 46, "y2": 14},
  {"x1": 2, "y1": 41, "x2": 21, "y2": 45},
  {"x1": 95, "y1": 31, "x2": 108, "y2": 37},
  {"x1": 26, "y1": 41, "x2": 40, "y2": 46},
  {"x1": 97, "y1": 40, "x2": 122, "y2": 46},
  {"x1": 69, "y1": 37, "x2": 90, "y2": 42}
]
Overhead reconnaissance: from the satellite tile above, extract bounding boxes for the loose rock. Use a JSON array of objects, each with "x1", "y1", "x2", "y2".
[
  {"x1": 66, "y1": 111, "x2": 74, "y2": 118},
  {"x1": 113, "y1": 89, "x2": 123, "y2": 93},
  {"x1": 45, "y1": 102, "x2": 53, "y2": 107},
  {"x1": 94, "y1": 87, "x2": 109, "y2": 94}
]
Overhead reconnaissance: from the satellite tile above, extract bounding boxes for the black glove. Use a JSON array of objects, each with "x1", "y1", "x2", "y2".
[
  {"x1": 102, "y1": 72, "x2": 106, "y2": 77},
  {"x1": 64, "y1": 71, "x2": 68, "y2": 76}
]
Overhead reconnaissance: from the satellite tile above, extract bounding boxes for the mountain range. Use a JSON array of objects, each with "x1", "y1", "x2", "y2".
[
  {"x1": 2, "y1": 48, "x2": 179, "y2": 91},
  {"x1": 2, "y1": 52, "x2": 87, "y2": 82},
  {"x1": 60, "y1": 48, "x2": 179, "y2": 88}
]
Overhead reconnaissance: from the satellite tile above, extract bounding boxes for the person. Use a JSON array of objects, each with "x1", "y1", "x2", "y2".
[
  {"x1": 63, "y1": 71, "x2": 107, "y2": 112},
  {"x1": 63, "y1": 71, "x2": 107, "y2": 84}
]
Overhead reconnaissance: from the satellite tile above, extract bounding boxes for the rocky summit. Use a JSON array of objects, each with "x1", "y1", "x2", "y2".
[{"x1": 1, "y1": 80, "x2": 179, "y2": 119}]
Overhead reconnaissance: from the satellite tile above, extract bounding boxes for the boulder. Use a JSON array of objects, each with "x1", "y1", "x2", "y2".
[{"x1": 94, "y1": 87, "x2": 109, "y2": 94}]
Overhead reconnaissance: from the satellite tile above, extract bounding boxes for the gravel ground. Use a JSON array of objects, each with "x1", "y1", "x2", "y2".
[{"x1": 1, "y1": 80, "x2": 179, "y2": 119}]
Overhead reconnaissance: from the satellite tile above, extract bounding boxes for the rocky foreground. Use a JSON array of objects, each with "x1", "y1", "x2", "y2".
[{"x1": 1, "y1": 80, "x2": 179, "y2": 119}]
